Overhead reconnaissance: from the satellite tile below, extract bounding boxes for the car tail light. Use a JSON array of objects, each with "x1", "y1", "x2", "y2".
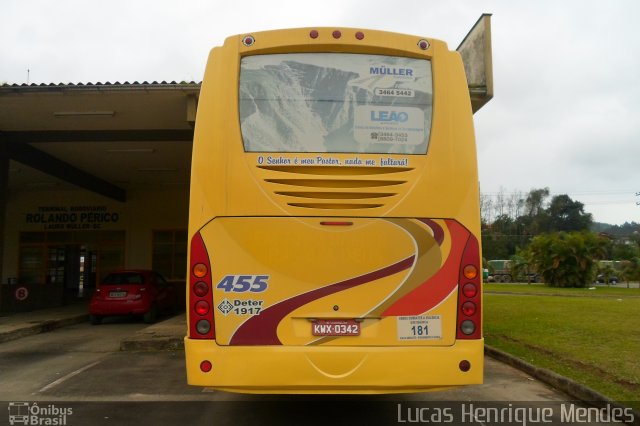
[
  {"x1": 457, "y1": 234, "x2": 482, "y2": 340},
  {"x1": 189, "y1": 232, "x2": 215, "y2": 339}
]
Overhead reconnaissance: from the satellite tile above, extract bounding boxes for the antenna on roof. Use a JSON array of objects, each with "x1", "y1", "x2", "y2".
[{"x1": 27, "y1": 69, "x2": 30, "y2": 84}]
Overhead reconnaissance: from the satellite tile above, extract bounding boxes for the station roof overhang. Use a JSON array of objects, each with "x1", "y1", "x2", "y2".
[{"x1": 0, "y1": 81, "x2": 201, "y2": 202}]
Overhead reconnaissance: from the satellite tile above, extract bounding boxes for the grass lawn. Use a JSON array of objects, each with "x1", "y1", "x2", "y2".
[
  {"x1": 485, "y1": 282, "x2": 640, "y2": 296},
  {"x1": 483, "y1": 285, "x2": 640, "y2": 405}
]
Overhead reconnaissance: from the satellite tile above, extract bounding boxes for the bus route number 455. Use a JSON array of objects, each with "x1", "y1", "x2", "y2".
[{"x1": 216, "y1": 275, "x2": 269, "y2": 293}]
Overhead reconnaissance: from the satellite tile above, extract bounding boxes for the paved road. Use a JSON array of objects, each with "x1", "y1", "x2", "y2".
[{"x1": 0, "y1": 321, "x2": 625, "y2": 426}]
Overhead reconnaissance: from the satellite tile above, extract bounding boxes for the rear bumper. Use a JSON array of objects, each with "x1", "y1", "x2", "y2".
[
  {"x1": 185, "y1": 338, "x2": 483, "y2": 394},
  {"x1": 89, "y1": 299, "x2": 150, "y2": 316}
]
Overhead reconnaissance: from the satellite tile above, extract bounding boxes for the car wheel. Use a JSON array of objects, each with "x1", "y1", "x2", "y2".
[
  {"x1": 143, "y1": 305, "x2": 158, "y2": 324},
  {"x1": 90, "y1": 315, "x2": 102, "y2": 325}
]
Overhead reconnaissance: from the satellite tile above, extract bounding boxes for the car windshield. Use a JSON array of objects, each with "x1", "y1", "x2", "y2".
[{"x1": 103, "y1": 272, "x2": 146, "y2": 285}]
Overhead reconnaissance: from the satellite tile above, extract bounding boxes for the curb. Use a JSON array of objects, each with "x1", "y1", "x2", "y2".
[
  {"x1": 0, "y1": 314, "x2": 89, "y2": 344},
  {"x1": 119, "y1": 335, "x2": 184, "y2": 351},
  {"x1": 485, "y1": 345, "x2": 640, "y2": 426}
]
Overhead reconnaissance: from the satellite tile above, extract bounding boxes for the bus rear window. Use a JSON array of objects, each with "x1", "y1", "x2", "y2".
[{"x1": 239, "y1": 53, "x2": 432, "y2": 154}]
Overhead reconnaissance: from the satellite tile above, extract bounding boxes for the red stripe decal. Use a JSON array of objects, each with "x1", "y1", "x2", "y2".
[
  {"x1": 419, "y1": 219, "x2": 445, "y2": 246},
  {"x1": 381, "y1": 220, "x2": 470, "y2": 316},
  {"x1": 229, "y1": 256, "x2": 415, "y2": 345}
]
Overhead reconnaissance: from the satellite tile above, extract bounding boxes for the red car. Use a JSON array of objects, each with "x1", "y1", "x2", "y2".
[{"x1": 89, "y1": 270, "x2": 176, "y2": 325}]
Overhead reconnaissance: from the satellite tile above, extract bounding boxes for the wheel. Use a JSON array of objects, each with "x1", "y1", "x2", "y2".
[
  {"x1": 90, "y1": 315, "x2": 102, "y2": 325},
  {"x1": 504, "y1": 274, "x2": 512, "y2": 283},
  {"x1": 143, "y1": 305, "x2": 158, "y2": 324}
]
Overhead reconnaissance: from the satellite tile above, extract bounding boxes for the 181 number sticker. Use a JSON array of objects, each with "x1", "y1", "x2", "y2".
[{"x1": 216, "y1": 275, "x2": 269, "y2": 293}]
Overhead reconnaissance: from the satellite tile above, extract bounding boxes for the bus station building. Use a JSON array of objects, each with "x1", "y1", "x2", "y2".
[{"x1": 0, "y1": 82, "x2": 199, "y2": 313}]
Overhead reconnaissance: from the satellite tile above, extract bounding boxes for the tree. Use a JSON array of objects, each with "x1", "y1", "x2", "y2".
[
  {"x1": 597, "y1": 263, "x2": 616, "y2": 285},
  {"x1": 622, "y1": 257, "x2": 640, "y2": 287},
  {"x1": 525, "y1": 187, "x2": 550, "y2": 217},
  {"x1": 546, "y1": 194, "x2": 593, "y2": 232},
  {"x1": 526, "y1": 231, "x2": 608, "y2": 287},
  {"x1": 519, "y1": 187, "x2": 551, "y2": 235},
  {"x1": 509, "y1": 249, "x2": 534, "y2": 283}
]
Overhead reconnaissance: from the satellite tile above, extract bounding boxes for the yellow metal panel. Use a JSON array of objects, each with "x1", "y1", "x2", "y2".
[{"x1": 185, "y1": 338, "x2": 483, "y2": 394}]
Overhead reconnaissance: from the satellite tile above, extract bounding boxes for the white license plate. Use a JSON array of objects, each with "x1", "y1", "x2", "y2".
[
  {"x1": 109, "y1": 291, "x2": 127, "y2": 298},
  {"x1": 312, "y1": 319, "x2": 360, "y2": 336}
]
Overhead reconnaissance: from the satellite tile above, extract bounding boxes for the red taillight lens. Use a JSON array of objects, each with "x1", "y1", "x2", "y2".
[
  {"x1": 195, "y1": 300, "x2": 210, "y2": 316},
  {"x1": 193, "y1": 281, "x2": 208, "y2": 297},
  {"x1": 189, "y1": 232, "x2": 215, "y2": 340},
  {"x1": 462, "y1": 283, "x2": 477, "y2": 298},
  {"x1": 200, "y1": 360, "x2": 212, "y2": 372},
  {"x1": 462, "y1": 301, "x2": 476, "y2": 316}
]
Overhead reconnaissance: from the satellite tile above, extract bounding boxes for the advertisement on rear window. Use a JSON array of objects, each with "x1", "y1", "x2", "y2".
[{"x1": 239, "y1": 53, "x2": 432, "y2": 154}]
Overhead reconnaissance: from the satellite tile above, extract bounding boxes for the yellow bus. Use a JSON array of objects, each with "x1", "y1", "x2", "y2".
[{"x1": 185, "y1": 26, "x2": 484, "y2": 394}]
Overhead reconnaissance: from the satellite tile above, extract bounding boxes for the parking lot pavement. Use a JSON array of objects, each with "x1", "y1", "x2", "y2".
[
  {"x1": 0, "y1": 301, "x2": 185, "y2": 349},
  {"x1": 0, "y1": 303, "x2": 89, "y2": 343},
  {"x1": 119, "y1": 313, "x2": 185, "y2": 351}
]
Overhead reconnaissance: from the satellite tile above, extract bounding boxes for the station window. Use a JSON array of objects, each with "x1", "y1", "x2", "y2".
[
  {"x1": 152, "y1": 230, "x2": 187, "y2": 280},
  {"x1": 18, "y1": 231, "x2": 125, "y2": 285}
]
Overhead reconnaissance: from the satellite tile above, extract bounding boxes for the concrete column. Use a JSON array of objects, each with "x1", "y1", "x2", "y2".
[{"x1": 0, "y1": 145, "x2": 8, "y2": 310}]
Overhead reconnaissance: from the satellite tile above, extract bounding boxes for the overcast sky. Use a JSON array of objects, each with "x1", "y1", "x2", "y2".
[{"x1": 1, "y1": 0, "x2": 639, "y2": 225}]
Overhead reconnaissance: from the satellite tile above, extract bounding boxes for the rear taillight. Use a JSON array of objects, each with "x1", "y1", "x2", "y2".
[
  {"x1": 189, "y1": 232, "x2": 215, "y2": 339},
  {"x1": 457, "y1": 234, "x2": 482, "y2": 339}
]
